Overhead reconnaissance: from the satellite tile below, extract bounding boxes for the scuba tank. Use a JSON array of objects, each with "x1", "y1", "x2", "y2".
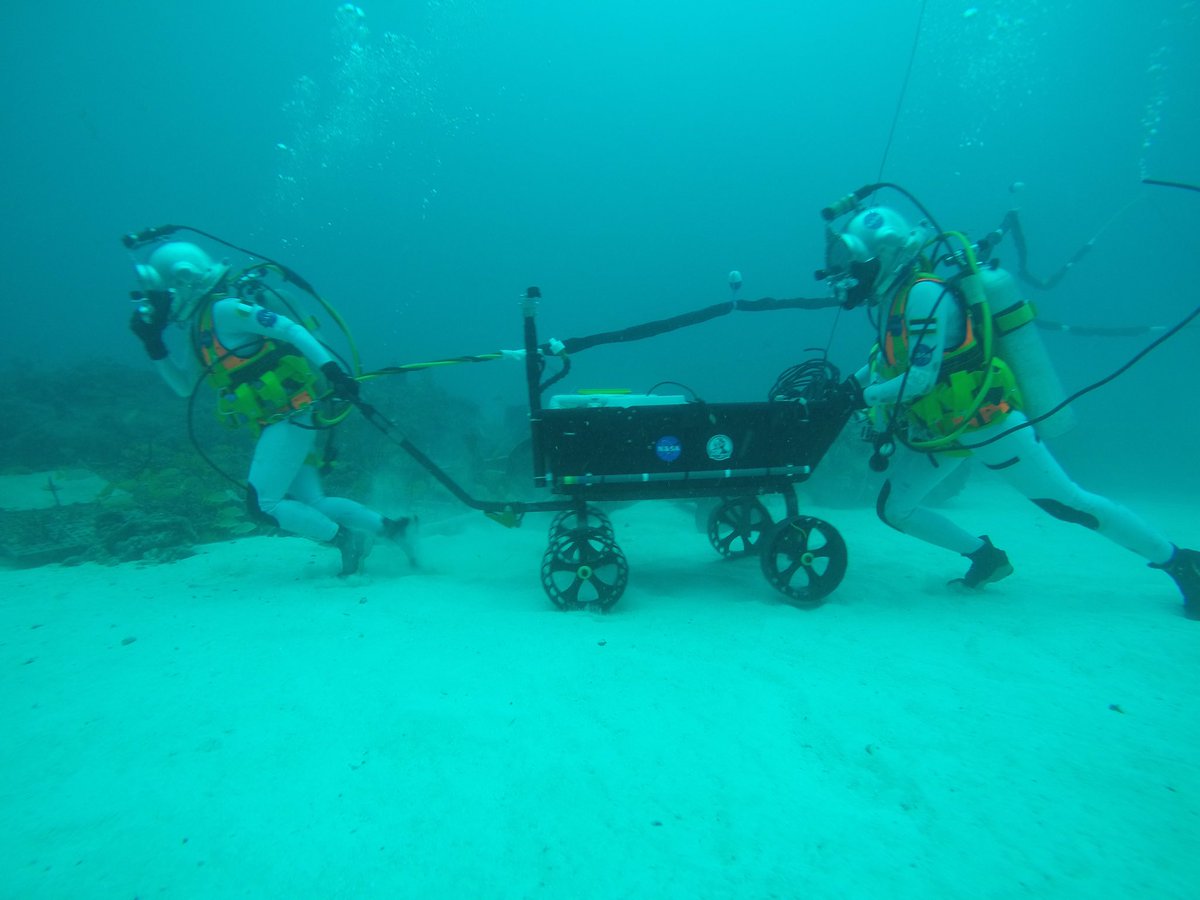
[
  {"x1": 980, "y1": 266, "x2": 1076, "y2": 438},
  {"x1": 817, "y1": 182, "x2": 1088, "y2": 467}
]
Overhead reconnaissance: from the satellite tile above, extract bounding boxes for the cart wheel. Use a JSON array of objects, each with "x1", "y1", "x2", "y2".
[
  {"x1": 759, "y1": 515, "x2": 847, "y2": 607},
  {"x1": 707, "y1": 497, "x2": 772, "y2": 558},
  {"x1": 540, "y1": 528, "x2": 629, "y2": 611},
  {"x1": 549, "y1": 506, "x2": 614, "y2": 541}
]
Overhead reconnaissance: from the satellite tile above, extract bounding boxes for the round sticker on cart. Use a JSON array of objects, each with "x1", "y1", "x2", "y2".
[
  {"x1": 655, "y1": 436, "x2": 682, "y2": 462},
  {"x1": 706, "y1": 434, "x2": 733, "y2": 461}
]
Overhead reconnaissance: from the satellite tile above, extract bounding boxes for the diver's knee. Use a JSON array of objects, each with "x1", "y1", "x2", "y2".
[
  {"x1": 246, "y1": 484, "x2": 280, "y2": 526},
  {"x1": 1032, "y1": 497, "x2": 1100, "y2": 530},
  {"x1": 876, "y1": 480, "x2": 910, "y2": 532}
]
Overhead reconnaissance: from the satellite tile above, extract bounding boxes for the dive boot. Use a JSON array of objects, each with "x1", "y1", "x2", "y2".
[
  {"x1": 383, "y1": 515, "x2": 420, "y2": 567},
  {"x1": 332, "y1": 526, "x2": 368, "y2": 577},
  {"x1": 950, "y1": 535, "x2": 1014, "y2": 590},
  {"x1": 1150, "y1": 546, "x2": 1200, "y2": 620}
]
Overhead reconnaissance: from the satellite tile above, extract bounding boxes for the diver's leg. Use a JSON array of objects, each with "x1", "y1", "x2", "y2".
[
  {"x1": 300, "y1": 477, "x2": 385, "y2": 533},
  {"x1": 961, "y1": 414, "x2": 1200, "y2": 614},
  {"x1": 877, "y1": 443, "x2": 1013, "y2": 587},
  {"x1": 247, "y1": 422, "x2": 340, "y2": 542},
  {"x1": 290, "y1": 466, "x2": 419, "y2": 565},
  {"x1": 877, "y1": 444, "x2": 976, "y2": 552},
  {"x1": 963, "y1": 415, "x2": 1173, "y2": 562}
]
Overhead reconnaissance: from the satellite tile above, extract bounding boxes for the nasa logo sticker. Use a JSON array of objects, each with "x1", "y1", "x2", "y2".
[
  {"x1": 706, "y1": 434, "x2": 733, "y2": 461},
  {"x1": 863, "y1": 210, "x2": 884, "y2": 231},
  {"x1": 655, "y1": 435, "x2": 682, "y2": 462}
]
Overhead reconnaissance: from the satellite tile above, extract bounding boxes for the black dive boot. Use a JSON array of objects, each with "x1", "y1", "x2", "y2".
[
  {"x1": 1150, "y1": 546, "x2": 1200, "y2": 620},
  {"x1": 951, "y1": 535, "x2": 1014, "y2": 589},
  {"x1": 383, "y1": 516, "x2": 420, "y2": 567},
  {"x1": 332, "y1": 526, "x2": 368, "y2": 577}
]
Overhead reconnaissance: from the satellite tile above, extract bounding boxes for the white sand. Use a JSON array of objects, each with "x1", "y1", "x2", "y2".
[{"x1": 1, "y1": 483, "x2": 1197, "y2": 899}]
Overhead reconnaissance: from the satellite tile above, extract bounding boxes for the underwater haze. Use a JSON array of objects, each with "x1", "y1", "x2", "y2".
[
  {"x1": 3, "y1": 3, "x2": 1200, "y2": 897},
  {"x1": 2, "y1": 0, "x2": 1198, "y2": 494}
]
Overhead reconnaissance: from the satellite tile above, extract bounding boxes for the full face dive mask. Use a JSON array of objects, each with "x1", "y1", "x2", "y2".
[{"x1": 815, "y1": 227, "x2": 882, "y2": 309}]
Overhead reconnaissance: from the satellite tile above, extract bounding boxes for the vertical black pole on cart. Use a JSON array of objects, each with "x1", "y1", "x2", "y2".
[{"x1": 522, "y1": 286, "x2": 548, "y2": 488}]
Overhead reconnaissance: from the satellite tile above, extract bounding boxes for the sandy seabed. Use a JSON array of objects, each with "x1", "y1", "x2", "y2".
[{"x1": 2, "y1": 482, "x2": 1197, "y2": 899}]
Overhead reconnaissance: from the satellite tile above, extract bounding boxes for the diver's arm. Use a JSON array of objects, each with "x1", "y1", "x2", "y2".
[
  {"x1": 143, "y1": 319, "x2": 201, "y2": 398},
  {"x1": 210, "y1": 297, "x2": 336, "y2": 370},
  {"x1": 862, "y1": 280, "x2": 949, "y2": 407},
  {"x1": 130, "y1": 291, "x2": 196, "y2": 397},
  {"x1": 153, "y1": 351, "x2": 196, "y2": 398}
]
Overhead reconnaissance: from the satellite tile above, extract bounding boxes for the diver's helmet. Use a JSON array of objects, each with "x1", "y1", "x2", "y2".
[
  {"x1": 823, "y1": 207, "x2": 931, "y2": 308},
  {"x1": 138, "y1": 242, "x2": 229, "y2": 320}
]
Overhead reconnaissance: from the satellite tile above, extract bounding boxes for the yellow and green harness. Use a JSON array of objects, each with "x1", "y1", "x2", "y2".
[
  {"x1": 870, "y1": 273, "x2": 1022, "y2": 448},
  {"x1": 193, "y1": 295, "x2": 324, "y2": 436}
]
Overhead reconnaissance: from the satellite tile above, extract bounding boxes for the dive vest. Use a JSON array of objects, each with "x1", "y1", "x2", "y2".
[
  {"x1": 194, "y1": 294, "x2": 323, "y2": 435},
  {"x1": 871, "y1": 274, "x2": 1022, "y2": 441}
]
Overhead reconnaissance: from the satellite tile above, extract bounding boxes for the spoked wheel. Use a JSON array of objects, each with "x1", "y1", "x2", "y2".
[
  {"x1": 549, "y1": 506, "x2": 614, "y2": 541},
  {"x1": 707, "y1": 497, "x2": 773, "y2": 558},
  {"x1": 759, "y1": 515, "x2": 847, "y2": 607},
  {"x1": 540, "y1": 527, "x2": 629, "y2": 611}
]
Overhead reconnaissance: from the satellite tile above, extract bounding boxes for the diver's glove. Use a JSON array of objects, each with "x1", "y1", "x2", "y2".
[
  {"x1": 128, "y1": 290, "x2": 172, "y2": 360},
  {"x1": 320, "y1": 361, "x2": 361, "y2": 402},
  {"x1": 836, "y1": 375, "x2": 867, "y2": 413}
]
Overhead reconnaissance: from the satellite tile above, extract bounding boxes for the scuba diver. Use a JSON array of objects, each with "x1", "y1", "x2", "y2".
[
  {"x1": 821, "y1": 201, "x2": 1199, "y2": 619},
  {"x1": 127, "y1": 239, "x2": 417, "y2": 576}
]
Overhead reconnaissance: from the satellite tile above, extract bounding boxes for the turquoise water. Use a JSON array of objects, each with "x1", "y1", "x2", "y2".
[
  {"x1": 2, "y1": 4, "x2": 1199, "y2": 896},
  {"x1": 4, "y1": 0, "x2": 1197, "y2": 493}
]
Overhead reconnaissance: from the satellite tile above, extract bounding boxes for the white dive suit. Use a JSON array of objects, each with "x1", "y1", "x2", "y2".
[
  {"x1": 155, "y1": 295, "x2": 385, "y2": 544},
  {"x1": 854, "y1": 276, "x2": 1175, "y2": 567}
]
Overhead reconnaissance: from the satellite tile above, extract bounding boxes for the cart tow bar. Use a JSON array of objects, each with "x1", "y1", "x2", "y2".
[{"x1": 347, "y1": 396, "x2": 531, "y2": 528}]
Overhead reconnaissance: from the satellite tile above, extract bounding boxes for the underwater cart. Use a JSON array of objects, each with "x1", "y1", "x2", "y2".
[{"x1": 519, "y1": 287, "x2": 855, "y2": 612}]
